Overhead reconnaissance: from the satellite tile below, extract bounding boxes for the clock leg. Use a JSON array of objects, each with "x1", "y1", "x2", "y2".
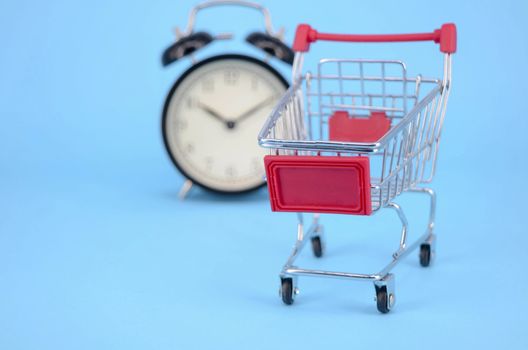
[{"x1": 178, "y1": 179, "x2": 194, "y2": 200}]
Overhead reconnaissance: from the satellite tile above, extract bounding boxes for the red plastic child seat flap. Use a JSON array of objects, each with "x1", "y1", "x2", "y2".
[
  {"x1": 329, "y1": 110, "x2": 391, "y2": 143},
  {"x1": 265, "y1": 155, "x2": 372, "y2": 215}
]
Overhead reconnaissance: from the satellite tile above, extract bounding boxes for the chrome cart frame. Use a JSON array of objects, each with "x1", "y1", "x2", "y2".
[{"x1": 258, "y1": 24, "x2": 456, "y2": 312}]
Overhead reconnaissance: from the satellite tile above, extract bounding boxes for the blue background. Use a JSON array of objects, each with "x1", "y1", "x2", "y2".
[{"x1": 1, "y1": 0, "x2": 527, "y2": 348}]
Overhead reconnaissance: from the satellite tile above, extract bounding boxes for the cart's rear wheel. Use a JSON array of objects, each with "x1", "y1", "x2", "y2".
[
  {"x1": 311, "y1": 236, "x2": 323, "y2": 258},
  {"x1": 280, "y1": 278, "x2": 294, "y2": 305},
  {"x1": 419, "y1": 243, "x2": 432, "y2": 267},
  {"x1": 375, "y1": 285, "x2": 392, "y2": 314}
]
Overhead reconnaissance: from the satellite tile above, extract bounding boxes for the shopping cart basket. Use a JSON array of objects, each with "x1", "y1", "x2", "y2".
[{"x1": 258, "y1": 23, "x2": 457, "y2": 313}]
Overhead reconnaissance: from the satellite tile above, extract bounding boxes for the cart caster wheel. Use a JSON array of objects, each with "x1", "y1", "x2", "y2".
[
  {"x1": 280, "y1": 278, "x2": 294, "y2": 305},
  {"x1": 419, "y1": 243, "x2": 432, "y2": 267},
  {"x1": 375, "y1": 285, "x2": 394, "y2": 314},
  {"x1": 311, "y1": 236, "x2": 323, "y2": 258}
]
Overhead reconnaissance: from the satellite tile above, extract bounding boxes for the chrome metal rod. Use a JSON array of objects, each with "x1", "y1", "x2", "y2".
[
  {"x1": 387, "y1": 202, "x2": 409, "y2": 256},
  {"x1": 282, "y1": 219, "x2": 319, "y2": 271},
  {"x1": 184, "y1": 0, "x2": 277, "y2": 36},
  {"x1": 408, "y1": 187, "x2": 436, "y2": 231},
  {"x1": 284, "y1": 267, "x2": 379, "y2": 281},
  {"x1": 376, "y1": 232, "x2": 430, "y2": 277}
]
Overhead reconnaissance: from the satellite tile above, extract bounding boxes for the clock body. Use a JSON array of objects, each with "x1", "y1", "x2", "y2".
[{"x1": 162, "y1": 54, "x2": 288, "y2": 194}]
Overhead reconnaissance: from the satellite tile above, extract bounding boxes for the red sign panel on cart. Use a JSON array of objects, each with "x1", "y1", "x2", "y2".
[
  {"x1": 329, "y1": 110, "x2": 391, "y2": 143},
  {"x1": 265, "y1": 156, "x2": 372, "y2": 215}
]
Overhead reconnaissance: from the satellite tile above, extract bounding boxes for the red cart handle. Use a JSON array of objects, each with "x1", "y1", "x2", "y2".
[{"x1": 293, "y1": 23, "x2": 457, "y2": 54}]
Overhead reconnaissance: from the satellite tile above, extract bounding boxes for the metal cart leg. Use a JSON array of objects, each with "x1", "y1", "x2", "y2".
[
  {"x1": 387, "y1": 202, "x2": 409, "y2": 260},
  {"x1": 309, "y1": 214, "x2": 324, "y2": 258},
  {"x1": 279, "y1": 213, "x2": 321, "y2": 304},
  {"x1": 408, "y1": 187, "x2": 437, "y2": 267},
  {"x1": 373, "y1": 190, "x2": 437, "y2": 310},
  {"x1": 369, "y1": 202, "x2": 408, "y2": 313}
]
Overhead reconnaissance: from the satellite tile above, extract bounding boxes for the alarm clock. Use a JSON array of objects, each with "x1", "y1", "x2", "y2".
[{"x1": 161, "y1": 0, "x2": 293, "y2": 198}]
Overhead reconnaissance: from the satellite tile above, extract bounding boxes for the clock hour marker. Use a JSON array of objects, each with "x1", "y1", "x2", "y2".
[
  {"x1": 224, "y1": 69, "x2": 239, "y2": 85},
  {"x1": 225, "y1": 166, "x2": 237, "y2": 178},
  {"x1": 174, "y1": 119, "x2": 187, "y2": 131},
  {"x1": 251, "y1": 76, "x2": 259, "y2": 91},
  {"x1": 252, "y1": 157, "x2": 263, "y2": 173},
  {"x1": 205, "y1": 157, "x2": 213, "y2": 170},
  {"x1": 185, "y1": 143, "x2": 195, "y2": 154},
  {"x1": 186, "y1": 97, "x2": 197, "y2": 109},
  {"x1": 202, "y1": 78, "x2": 214, "y2": 92}
]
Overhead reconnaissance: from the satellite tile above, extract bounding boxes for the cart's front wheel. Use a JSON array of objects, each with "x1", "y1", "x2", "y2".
[
  {"x1": 311, "y1": 236, "x2": 323, "y2": 258},
  {"x1": 375, "y1": 285, "x2": 393, "y2": 314},
  {"x1": 419, "y1": 243, "x2": 432, "y2": 267},
  {"x1": 280, "y1": 278, "x2": 294, "y2": 305}
]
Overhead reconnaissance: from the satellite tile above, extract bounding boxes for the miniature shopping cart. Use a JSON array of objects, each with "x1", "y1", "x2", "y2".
[{"x1": 258, "y1": 23, "x2": 457, "y2": 313}]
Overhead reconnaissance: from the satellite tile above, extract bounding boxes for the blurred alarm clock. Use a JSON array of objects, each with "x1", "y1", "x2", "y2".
[{"x1": 161, "y1": 0, "x2": 293, "y2": 198}]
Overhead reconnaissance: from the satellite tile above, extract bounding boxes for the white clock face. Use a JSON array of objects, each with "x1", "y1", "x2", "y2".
[{"x1": 163, "y1": 56, "x2": 288, "y2": 193}]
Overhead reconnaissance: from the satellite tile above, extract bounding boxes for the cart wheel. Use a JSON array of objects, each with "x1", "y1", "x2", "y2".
[
  {"x1": 375, "y1": 285, "x2": 392, "y2": 314},
  {"x1": 280, "y1": 278, "x2": 294, "y2": 305},
  {"x1": 419, "y1": 243, "x2": 432, "y2": 267},
  {"x1": 311, "y1": 236, "x2": 323, "y2": 258}
]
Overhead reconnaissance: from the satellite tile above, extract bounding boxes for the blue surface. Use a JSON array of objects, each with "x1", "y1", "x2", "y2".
[{"x1": 1, "y1": 0, "x2": 527, "y2": 348}]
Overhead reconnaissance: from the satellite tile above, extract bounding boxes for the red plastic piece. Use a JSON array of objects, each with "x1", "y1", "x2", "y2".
[
  {"x1": 329, "y1": 111, "x2": 391, "y2": 143},
  {"x1": 265, "y1": 155, "x2": 372, "y2": 215},
  {"x1": 293, "y1": 23, "x2": 457, "y2": 54},
  {"x1": 436, "y1": 23, "x2": 457, "y2": 54},
  {"x1": 292, "y1": 24, "x2": 313, "y2": 52}
]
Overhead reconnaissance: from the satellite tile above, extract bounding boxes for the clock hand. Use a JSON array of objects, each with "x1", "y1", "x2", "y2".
[
  {"x1": 233, "y1": 95, "x2": 279, "y2": 123},
  {"x1": 196, "y1": 101, "x2": 230, "y2": 125}
]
